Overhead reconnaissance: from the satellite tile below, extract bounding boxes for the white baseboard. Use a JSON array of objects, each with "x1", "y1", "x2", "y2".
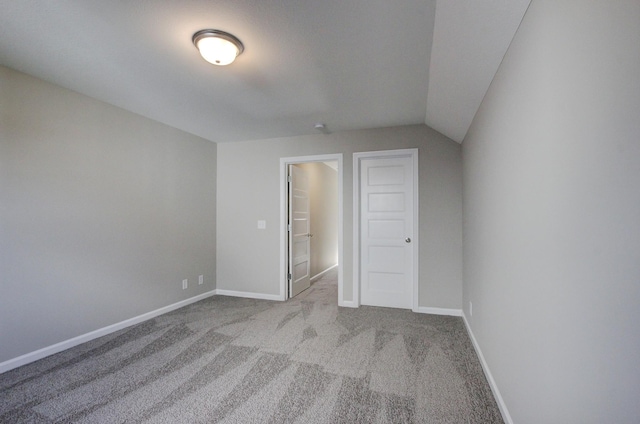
[
  {"x1": 414, "y1": 306, "x2": 463, "y2": 316},
  {"x1": 462, "y1": 313, "x2": 513, "y2": 424},
  {"x1": 214, "y1": 289, "x2": 283, "y2": 301},
  {"x1": 310, "y1": 264, "x2": 338, "y2": 282},
  {"x1": 0, "y1": 290, "x2": 216, "y2": 375}
]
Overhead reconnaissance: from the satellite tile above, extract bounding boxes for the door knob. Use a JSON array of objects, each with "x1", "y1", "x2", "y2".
[
  {"x1": 308, "y1": 233, "x2": 314, "y2": 238},
  {"x1": 405, "y1": 237, "x2": 411, "y2": 243}
]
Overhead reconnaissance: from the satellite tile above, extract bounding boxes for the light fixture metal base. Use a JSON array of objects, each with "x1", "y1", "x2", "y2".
[
  {"x1": 192, "y1": 29, "x2": 245, "y2": 55},
  {"x1": 192, "y1": 29, "x2": 244, "y2": 66}
]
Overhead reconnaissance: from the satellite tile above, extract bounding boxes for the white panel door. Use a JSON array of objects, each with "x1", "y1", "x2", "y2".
[
  {"x1": 360, "y1": 155, "x2": 414, "y2": 309},
  {"x1": 288, "y1": 165, "x2": 311, "y2": 297}
]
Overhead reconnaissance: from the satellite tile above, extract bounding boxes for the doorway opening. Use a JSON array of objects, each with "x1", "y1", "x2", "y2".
[{"x1": 280, "y1": 154, "x2": 343, "y2": 302}]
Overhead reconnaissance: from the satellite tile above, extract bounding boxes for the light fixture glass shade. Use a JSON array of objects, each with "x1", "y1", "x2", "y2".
[{"x1": 193, "y1": 30, "x2": 244, "y2": 66}]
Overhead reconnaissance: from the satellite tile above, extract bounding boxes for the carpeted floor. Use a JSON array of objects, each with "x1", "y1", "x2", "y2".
[{"x1": 0, "y1": 270, "x2": 503, "y2": 423}]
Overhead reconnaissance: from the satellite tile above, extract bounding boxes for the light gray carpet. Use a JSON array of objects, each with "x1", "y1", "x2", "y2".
[{"x1": 0, "y1": 270, "x2": 503, "y2": 423}]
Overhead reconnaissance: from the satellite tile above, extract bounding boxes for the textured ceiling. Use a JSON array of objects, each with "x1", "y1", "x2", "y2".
[{"x1": 0, "y1": 0, "x2": 529, "y2": 144}]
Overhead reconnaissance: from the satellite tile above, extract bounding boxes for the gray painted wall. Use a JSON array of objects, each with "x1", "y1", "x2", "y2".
[
  {"x1": 462, "y1": 1, "x2": 640, "y2": 422},
  {"x1": 217, "y1": 125, "x2": 462, "y2": 309},
  {"x1": 298, "y1": 162, "x2": 338, "y2": 278},
  {"x1": 0, "y1": 66, "x2": 217, "y2": 363}
]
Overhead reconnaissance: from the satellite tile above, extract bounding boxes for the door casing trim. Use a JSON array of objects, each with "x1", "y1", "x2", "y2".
[{"x1": 352, "y1": 148, "x2": 419, "y2": 311}]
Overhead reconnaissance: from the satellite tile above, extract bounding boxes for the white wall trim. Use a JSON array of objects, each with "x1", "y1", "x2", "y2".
[
  {"x1": 213, "y1": 289, "x2": 282, "y2": 301},
  {"x1": 338, "y1": 300, "x2": 358, "y2": 308},
  {"x1": 415, "y1": 306, "x2": 463, "y2": 316},
  {"x1": 311, "y1": 264, "x2": 338, "y2": 282},
  {"x1": 462, "y1": 313, "x2": 513, "y2": 424},
  {"x1": 353, "y1": 148, "x2": 419, "y2": 311},
  {"x1": 280, "y1": 154, "x2": 344, "y2": 304},
  {"x1": 0, "y1": 290, "x2": 216, "y2": 375}
]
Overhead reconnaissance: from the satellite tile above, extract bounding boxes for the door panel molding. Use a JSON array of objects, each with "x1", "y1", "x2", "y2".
[{"x1": 353, "y1": 149, "x2": 419, "y2": 311}]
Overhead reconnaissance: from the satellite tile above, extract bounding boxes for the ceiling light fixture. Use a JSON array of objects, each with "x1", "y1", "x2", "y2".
[{"x1": 192, "y1": 29, "x2": 244, "y2": 66}]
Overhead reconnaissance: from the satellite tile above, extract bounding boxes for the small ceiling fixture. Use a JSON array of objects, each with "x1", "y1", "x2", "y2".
[
  {"x1": 192, "y1": 29, "x2": 244, "y2": 66},
  {"x1": 314, "y1": 123, "x2": 330, "y2": 134}
]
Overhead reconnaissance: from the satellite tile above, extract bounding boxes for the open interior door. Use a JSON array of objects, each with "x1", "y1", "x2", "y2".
[{"x1": 288, "y1": 164, "x2": 311, "y2": 297}]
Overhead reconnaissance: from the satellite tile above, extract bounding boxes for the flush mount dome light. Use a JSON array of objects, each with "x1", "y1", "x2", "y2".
[{"x1": 192, "y1": 29, "x2": 244, "y2": 66}]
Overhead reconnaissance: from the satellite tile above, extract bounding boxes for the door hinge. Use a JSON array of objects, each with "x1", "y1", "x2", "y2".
[
  {"x1": 288, "y1": 224, "x2": 291, "y2": 232},
  {"x1": 287, "y1": 175, "x2": 292, "y2": 182},
  {"x1": 287, "y1": 273, "x2": 292, "y2": 280}
]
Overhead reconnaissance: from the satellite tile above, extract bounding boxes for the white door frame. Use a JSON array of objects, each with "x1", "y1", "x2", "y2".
[
  {"x1": 280, "y1": 154, "x2": 343, "y2": 302},
  {"x1": 353, "y1": 149, "x2": 419, "y2": 311}
]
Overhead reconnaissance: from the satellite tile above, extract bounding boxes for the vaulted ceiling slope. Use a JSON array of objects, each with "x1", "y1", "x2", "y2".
[{"x1": 0, "y1": 0, "x2": 529, "y2": 144}]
